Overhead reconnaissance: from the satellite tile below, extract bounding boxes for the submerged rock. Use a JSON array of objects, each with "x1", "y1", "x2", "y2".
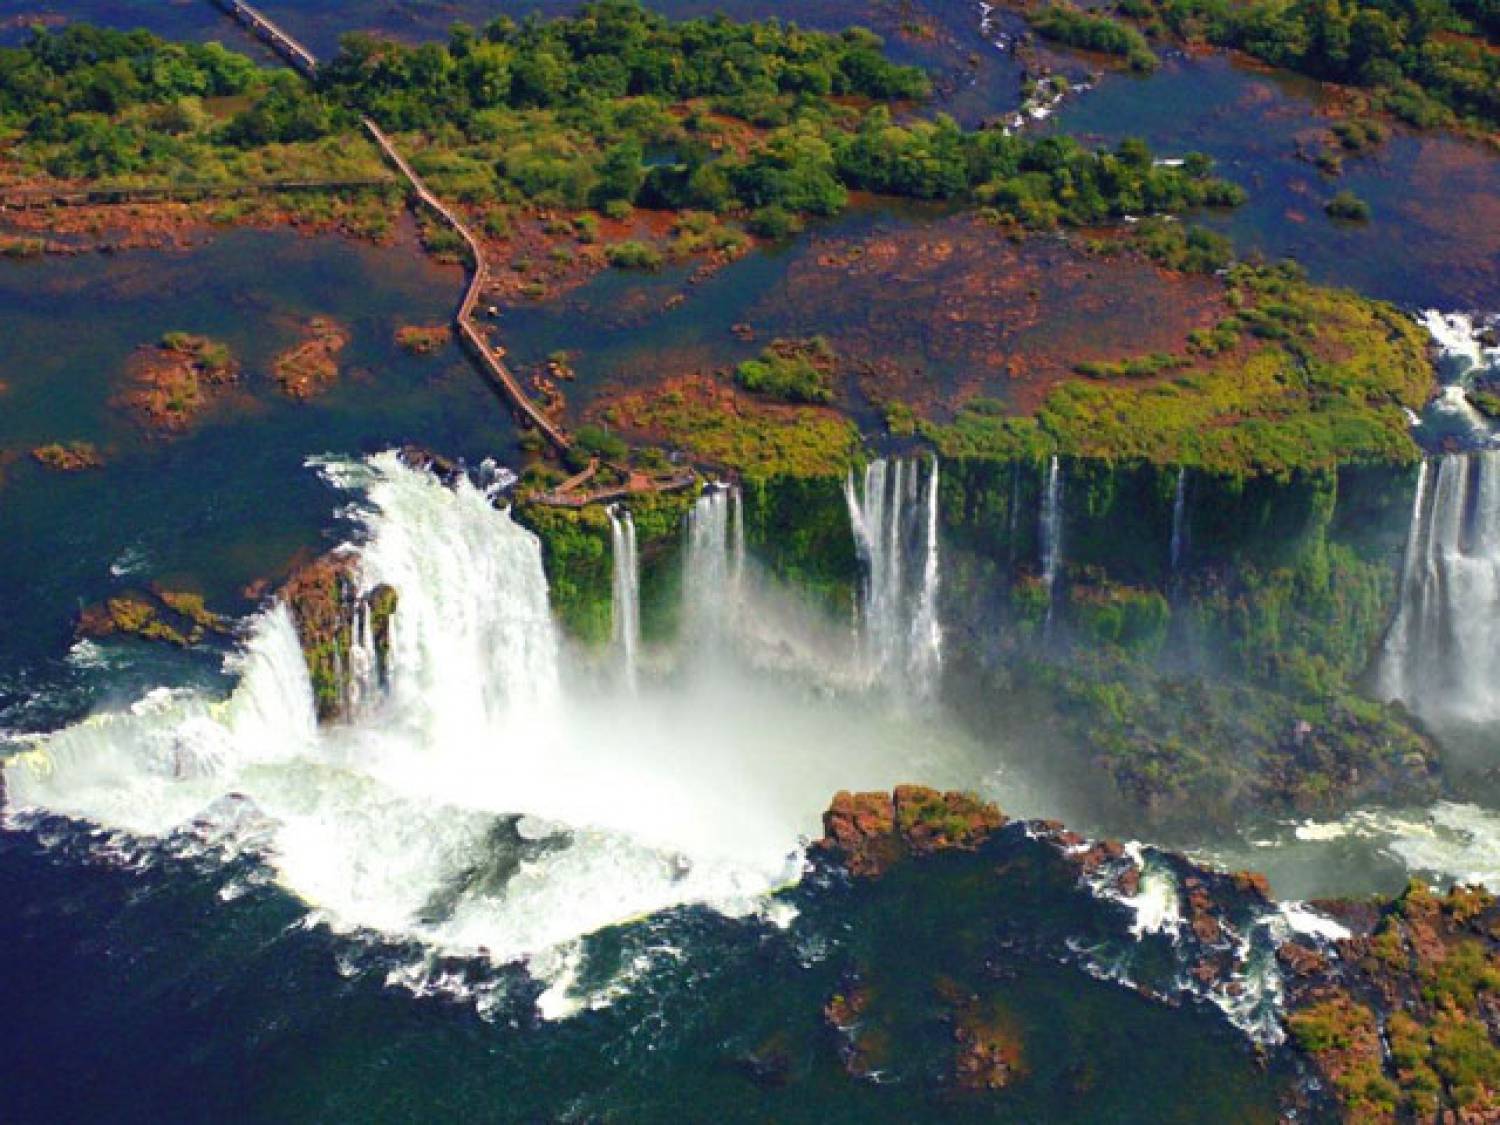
[
  {"x1": 272, "y1": 316, "x2": 349, "y2": 400},
  {"x1": 30, "y1": 441, "x2": 103, "y2": 471},
  {"x1": 77, "y1": 587, "x2": 233, "y2": 647}
]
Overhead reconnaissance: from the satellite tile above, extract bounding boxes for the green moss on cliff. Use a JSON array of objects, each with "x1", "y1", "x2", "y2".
[
  {"x1": 516, "y1": 486, "x2": 701, "y2": 645},
  {"x1": 514, "y1": 502, "x2": 614, "y2": 645}
]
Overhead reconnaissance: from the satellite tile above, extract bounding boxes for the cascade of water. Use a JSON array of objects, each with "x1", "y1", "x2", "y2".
[
  {"x1": 1380, "y1": 452, "x2": 1500, "y2": 724},
  {"x1": 354, "y1": 452, "x2": 560, "y2": 744},
  {"x1": 908, "y1": 456, "x2": 943, "y2": 697},
  {"x1": 343, "y1": 600, "x2": 377, "y2": 720},
  {"x1": 1040, "y1": 455, "x2": 1064, "y2": 634},
  {"x1": 683, "y1": 484, "x2": 738, "y2": 644},
  {"x1": 609, "y1": 504, "x2": 641, "y2": 691},
  {"x1": 1169, "y1": 467, "x2": 1189, "y2": 574},
  {"x1": 844, "y1": 457, "x2": 944, "y2": 695},
  {"x1": 7, "y1": 449, "x2": 993, "y2": 1016},
  {"x1": 730, "y1": 486, "x2": 746, "y2": 594},
  {"x1": 1008, "y1": 461, "x2": 1022, "y2": 564}
]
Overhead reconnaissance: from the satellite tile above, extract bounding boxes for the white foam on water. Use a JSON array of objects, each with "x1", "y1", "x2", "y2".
[
  {"x1": 1120, "y1": 843, "x2": 1184, "y2": 939},
  {"x1": 4, "y1": 451, "x2": 983, "y2": 1016}
]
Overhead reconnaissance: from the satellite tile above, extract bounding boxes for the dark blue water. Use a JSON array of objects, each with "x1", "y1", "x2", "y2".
[{"x1": 0, "y1": 820, "x2": 1283, "y2": 1123}]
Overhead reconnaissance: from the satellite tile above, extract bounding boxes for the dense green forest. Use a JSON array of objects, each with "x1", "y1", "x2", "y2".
[
  {"x1": 1108, "y1": 0, "x2": 1500, "y2": 128},
  {"x1": 0, "y1": 26, "x2": 378, "y2": 181},
  {"x1": 0, "y1": 4, "x2": 1244, "y2": 233}
]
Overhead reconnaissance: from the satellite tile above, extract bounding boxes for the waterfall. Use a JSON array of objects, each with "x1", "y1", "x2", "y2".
[
  {"x1": 1380, "y1": 452, "x2": 1500, "y2": 724},
  {"x1": 908, "y1": 457, "x2": 943, "y2": 697},
  {"x1": 683, "y1": 484, "x2": 740, "y2": 643},
  {"x1": 1040, "y1": 455, "x2": 1064, "y2": 634},
  {"x1": 844, "y1": 456, "x2": 944, "y2": 695},
  {"x1": 5, "y1": 448, "x2": 994, "y2": 1015},
  {"x1": 609, "y1": 504, "x2": 640, "y2": 691},
  {"x1": 343, "y1": 600, "x2": 377, "y2": 719},
  {"x1": 354, "y1": 452, "x2": 560, "y2": 745},
  {"x1": 1169, "y1": 467, "x2": 1189, "y2": 574}
]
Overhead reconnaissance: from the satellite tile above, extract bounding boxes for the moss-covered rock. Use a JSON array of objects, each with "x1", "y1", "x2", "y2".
[
  {"x1": 1287, "y1": 883, "x2": 1500, "y2": 1122},
  {"x1": 815, "y1": 786, "x2": 1006, "y2": 877},
  {"x1": 76, "y1": 586, "x2": 233, "y2": 648},
  {"x1": 279, "y1": 552, "x2": 397, "y2": 722}
]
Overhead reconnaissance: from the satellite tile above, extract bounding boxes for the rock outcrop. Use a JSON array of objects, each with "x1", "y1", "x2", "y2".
[
  {"x1": 77, "y1": 587, "x2": 233, "y2": 647},
  {"x1": 1284, "y1": 882, "x2": 1500, "y2": 1122},
  {"x1": 278, "y1": 552, "x2": 397, "y2": 722},
  {"x1": 816, "y1": 786, "x2": 1007, "y2": 877}
]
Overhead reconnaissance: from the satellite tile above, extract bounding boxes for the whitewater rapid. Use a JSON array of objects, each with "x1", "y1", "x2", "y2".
[{"x1": 2, "y1": 451, "x2": 982, "y2": 1014}]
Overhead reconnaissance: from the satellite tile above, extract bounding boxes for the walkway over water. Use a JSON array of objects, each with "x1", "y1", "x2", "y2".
[{"x1": 212, "y1": 0, "x2": 576, "y2": 455}]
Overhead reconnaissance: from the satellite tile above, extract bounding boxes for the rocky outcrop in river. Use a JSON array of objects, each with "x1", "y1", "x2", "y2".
[{"x1": 279, "y1": 552, "x2": 396, "y2": 722}]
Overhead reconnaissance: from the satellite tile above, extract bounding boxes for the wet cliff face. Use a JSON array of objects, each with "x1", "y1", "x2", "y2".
[
  {"x1": 279, "y1": 552, "x2": 397, "y2": 723},
  {"x1": 934, "y1": 456, "x2": 1438, "y2": 831},
  {"x1": 513, "y1": 450, "x2": 1442, "y2": 830}
]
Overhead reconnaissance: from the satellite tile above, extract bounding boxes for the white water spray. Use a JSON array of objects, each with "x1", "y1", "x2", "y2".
[
  {"x1": 609, "y1": 504, "x2": 640, "y2": 691},
  {"x1": 844, "y1": 456, "x2": 944, "y2": 696},
  {"x1": 683, "y1": 484, "x2": 741, "y2": 645},
  {"x1": 1040, "y1": 456, "x2": 1064, "y2": 634},
  {"x1": 4, "y1": 452, "x2": 985, "y2": 1015},
  {"x1": 1169, "y1": 467, "x2": 1189, "y2": 574},
  {"x1": 1380, "y1": 452, "x2": 1500, "y2": 724}
]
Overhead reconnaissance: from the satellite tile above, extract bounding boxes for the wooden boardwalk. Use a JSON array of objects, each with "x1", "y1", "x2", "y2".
[
  {"x1": 211, "y1": 0, "x2": 575, "y2": 454},
  {"x1": 534, "y1": 470, "x2": 701, "y2": 509},
  {"x1": 210, "y1": 0, "x2": 317, "y2": 77}
]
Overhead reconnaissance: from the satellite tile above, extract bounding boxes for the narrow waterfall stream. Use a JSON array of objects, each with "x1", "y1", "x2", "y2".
[
  {"x1": 844, "y1": 456, "x2": 943, "y2": 697},
  {"x1": 608, "y1": 504, "x2": 640, "y2": 692},
  {"x1": 1039, "y1": 455, "x2": 1064, "y2": 635}
]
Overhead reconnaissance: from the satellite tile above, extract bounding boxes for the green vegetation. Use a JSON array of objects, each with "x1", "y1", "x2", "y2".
[
  {"x1": 936, "y1": 455, "x2": 1437, "y2": 824},
  {"x1": 1326, "y1": 189, "x2": 1372, "y2": 221},
  {"x1": 1119, "y1": 0, "x2": 1500, "y2": 130},
  {"x1": 307, "y1": 2, "x2": 1239, "y2": 226},
  {"x1": 1128, "y1": 217, "x2": 1234, "y2": 273},
  {"x1": 601, "y1": 377, "x2": 861, "y2": 480},
  {"x1": 1030, "y1": 5, "x2": 1159, "y2": 71},
  {"x1": 605, "y1": 240, "x2": 664, "y2": 270},
  {"x1": 926, "y1": 264, "x2": 1429, "y2": 480},
  {"x1": 1, "y1": 8, "x2": 1244, "y2": 246},
  {"x1": 0, "y1": 25, "x2": 381, "y2": 186},
  {"x1": 735, "y1": 337, "x2": 836, "y2": 404},
  {"x1": 516, "y1": 483, "x2": 699, "y2": 643},
  {"x1": 1288, "y1": 883, "x2": 1500, "y2": 1121},
  {"x1": 515, "y1": 502, "x2": 613, "y2": 642}
]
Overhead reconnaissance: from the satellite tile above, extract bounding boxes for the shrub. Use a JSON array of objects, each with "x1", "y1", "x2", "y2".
[{"x1": 735, "y1": 338, "x2": 836, "y2": 404}]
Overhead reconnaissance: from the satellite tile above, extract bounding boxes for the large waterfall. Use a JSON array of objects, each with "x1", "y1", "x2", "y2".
[
  {"x1": 609, "y1": 504, "x2": 640, "y2": 691},
  {"x1": 844, "y1": 456, "x2": 943, "y2": 697},
  {"x1": 4, "y1": 451, "x2": 981, "y2": 1013},
  {"x1": 1380, "y1": 452, "x2": 1500, "y2": 724}
]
